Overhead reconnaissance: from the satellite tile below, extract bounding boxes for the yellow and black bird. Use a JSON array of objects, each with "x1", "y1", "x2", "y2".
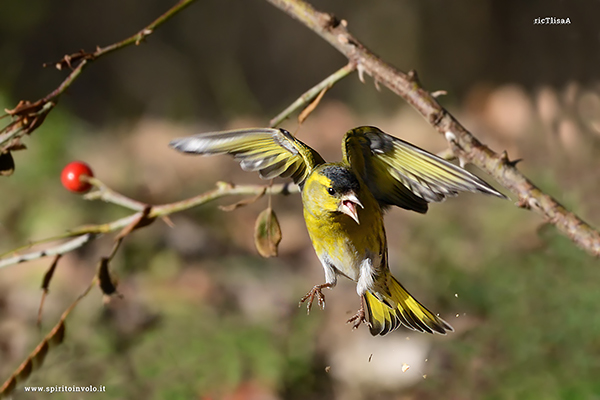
[{"x1": 170, "y1": 126, "x2": 506, "y2": 336}]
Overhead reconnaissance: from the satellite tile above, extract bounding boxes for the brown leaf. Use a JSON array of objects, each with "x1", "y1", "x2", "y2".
[
  {"x1": 0, "y1": 151, "x2": 15, "y2": 176},
  {"x1": 41, "y1": 255, "x2": 61, "y2": 292},
  {"x1": 38, "y1": 255, "x2": 62, "y2": 326},
  {"x1": 3, "y1": 99, "x2": 55, "y2": 137},
  {"x1": 298, "y1": 86, "x2": 329, "y2": 125},
  {"x1": 97, "y1": 258, "x2": 118, "y2": 296},
  {"x1": 254, "y1": 207, "x2": 282, "y2": 258},
  {"x1": 3, "y1": 139, "x2": 27, "y2": 152},
  {"x1": 5, "y1": 99, "x2": 43, "y2": 116}
]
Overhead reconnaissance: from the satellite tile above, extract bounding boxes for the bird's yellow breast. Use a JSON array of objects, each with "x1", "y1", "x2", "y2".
[{"x1": 302, "y1": 170, "x2": 386, "y2": 282}]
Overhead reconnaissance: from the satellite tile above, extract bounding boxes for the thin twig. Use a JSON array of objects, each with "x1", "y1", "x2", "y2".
[
  {"x1": 264, "y1": 0, "x2": 600, "y2": 257},
  {"x1": 270, "y1": 62, "x2": 356, "y2": 127},
  {"x1": 0, "y1": 103, "x2": 54, "y2": 146},
  {"x1": 149, "y1": 181, "x2": 298, "y2": 217},
  {"x1": 0, "y1": 180, "x2": 299, "y2": 393},
  {"x1": 0, "y1": 0, "x2": 198, "y2": 150},
  {"x1": 83, "y1": 177, "x2": 148, "y2": 211},
  {"x1": 0, "y1": 182, "x2": 299, "y2": 269},
  {"x1": 0, "y1": 278, "x2": 97, "y2": 398},
  {"x1": 0, "y1": 234, "x2": 94, "y2": 269}
]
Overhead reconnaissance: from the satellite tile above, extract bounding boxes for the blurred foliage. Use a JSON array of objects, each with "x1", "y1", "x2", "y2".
[
  {"x1": 408, "y1": 215, "x2": 600, "y2": 399},
  {"x1": 2, "y1": 0, "x2": 600, "y2": 399}
]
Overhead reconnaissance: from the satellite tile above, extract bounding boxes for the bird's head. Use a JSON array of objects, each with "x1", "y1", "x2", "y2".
[{"x1": 303, "y1": 165, "x2": 364, "y2": 224}]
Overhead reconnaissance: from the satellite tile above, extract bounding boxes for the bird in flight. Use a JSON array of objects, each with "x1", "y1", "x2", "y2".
[{"x1": 170, "y1": 126, "x2": 506, "y2": 336}]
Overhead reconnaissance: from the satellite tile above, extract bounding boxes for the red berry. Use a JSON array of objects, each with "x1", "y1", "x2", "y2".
[{"x1": 61, "y1": 161, "x2": 94, "y2": 193}]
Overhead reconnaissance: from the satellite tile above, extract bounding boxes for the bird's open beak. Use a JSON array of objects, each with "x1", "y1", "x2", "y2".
[{"x1": 339, "y1": 193, "x2": 364, "y2": 224}]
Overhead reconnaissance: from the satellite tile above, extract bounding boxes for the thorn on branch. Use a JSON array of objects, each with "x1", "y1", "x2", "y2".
[
  {"x1": 516, "y1": 196, "x2": 541, "y2": 210},
  {"x1": 499, "y1": 151, "x2": 523, "y2": 167},
  {"x1": 407, "y1": 69, "x2": 420, "y2": 84},
  {"x1": 374, "y1": 79, "x2": 381, "y2": 92},
  {"x1": 499, "y1": 150, "x2": 509, "y2": 163},
  {"x1": 428, "y1": 109, "x2": 444, "y2": 127},
  {"x1": 507, "y1": 158, "x2": 523, "y2": 167},
  {"x1": 443, "y1": 130, "x2": 466, "y2": 165},
  {"x1": 431, "y1": 90, "x2": 447, "y2": 98},
  {"x1": 444, "y1": 131, "x2": 457, "y2": 144},
  {"x1": 318, "y1": 12, "x2": 340, "y2": 29},
  {"x1": 357, "y1": 64, "x2": 366, "y2": 84},
  {"x1": 135, "y1": 29, "x2": 153, "y2": 45},
  {"x1": 337, "y1": 34, "x2": 349, "y2": 45}
]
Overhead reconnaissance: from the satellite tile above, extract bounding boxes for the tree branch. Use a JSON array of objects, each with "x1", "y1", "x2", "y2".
[
  {"x1": 269, "y1": 62, "x2": 356, "y2": 127},
  {"x1": 0, "y1": 181, "x2": 298, "y2": 269},
  {"x1": 264, "y1": 0, "x2": 600, "y2": 257},
  {"x1": 0, "y1": 0, "x2": 198, "y2": 154}
]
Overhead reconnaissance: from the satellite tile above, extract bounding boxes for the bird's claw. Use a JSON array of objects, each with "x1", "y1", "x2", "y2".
[
  {"x1": 299, "y1": 284, "x2": 330, "y2": 315},
  {"x1": 347, "y1": 306, "x2": 367, "y2": 330}
]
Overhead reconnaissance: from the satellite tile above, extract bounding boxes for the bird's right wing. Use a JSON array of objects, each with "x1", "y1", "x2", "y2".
[
  {"x1": 342, "y1": 126, "x2": 507, "y2": 213},
  {"x1": 169, "y1": 128, "x2": 325, "y2": 186}
]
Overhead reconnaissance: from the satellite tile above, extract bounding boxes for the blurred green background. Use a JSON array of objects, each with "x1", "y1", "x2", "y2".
[{"x1": 1, "y1": 0, "x2": 600, "y2": 399}]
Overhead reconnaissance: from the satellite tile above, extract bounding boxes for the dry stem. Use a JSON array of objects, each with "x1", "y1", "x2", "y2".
[{"x1": 265, "y1": 0, "x2": 600, "y2": 256}]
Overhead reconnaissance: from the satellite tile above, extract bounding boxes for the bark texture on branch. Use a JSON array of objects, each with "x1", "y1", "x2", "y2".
[{"x1": 265, "y1": 0, "x2": 600, "y2": 257}]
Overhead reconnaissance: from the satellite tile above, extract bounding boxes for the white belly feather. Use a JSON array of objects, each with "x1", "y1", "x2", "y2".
[{"x1": 317, "y1": 240, "x2": 380, "y2": 296}]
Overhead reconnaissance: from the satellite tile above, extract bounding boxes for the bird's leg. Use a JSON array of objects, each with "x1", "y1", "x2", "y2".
[
  {"x1": 347, "y1": 301, "x2": 368, "y2": 330},
  {"x1": 299, "y1": 283, "x2": 333, "y2": 315}
]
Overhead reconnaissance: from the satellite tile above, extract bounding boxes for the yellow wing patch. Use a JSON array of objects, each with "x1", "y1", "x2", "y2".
[
  {"x1": 342, "y1": 126, "x2": 506, "y2": 213},
  {"x1": 170, "y1": 128, "x2": 325, "y2": 185}
]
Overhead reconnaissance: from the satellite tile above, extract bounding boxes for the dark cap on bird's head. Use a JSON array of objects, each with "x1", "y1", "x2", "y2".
[
  {"x1": 319, "y1": 165, "x2": 363, "y2": 224},
  {"x1": 321, "y1": 165, "x2": 361, "y2": 195}
]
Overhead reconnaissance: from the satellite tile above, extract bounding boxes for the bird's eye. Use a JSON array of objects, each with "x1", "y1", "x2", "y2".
[{"x1": 327, "y1": 187, "x2": 336, "y2": 195}]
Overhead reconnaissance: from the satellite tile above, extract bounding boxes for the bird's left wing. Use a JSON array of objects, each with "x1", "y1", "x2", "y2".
[
  {"x1": 342, "y1": 126, "x2": 507, "y2": 213},
  {"x1": 169, "y1": 128, "x2": 325, "y2": 186}
]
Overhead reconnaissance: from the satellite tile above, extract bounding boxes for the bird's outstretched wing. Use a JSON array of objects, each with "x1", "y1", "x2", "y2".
[
  {"x1": 342, "y1": 126, "x2": 506, "y2": 213},
  {"x1": 170, "y1": 128, "x2": 325, "y2": 186}
]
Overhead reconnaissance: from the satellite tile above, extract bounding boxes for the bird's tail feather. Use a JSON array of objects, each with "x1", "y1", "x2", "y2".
[{"x1": 363, "y1": 276, "x2": 453, "y2": 336}]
